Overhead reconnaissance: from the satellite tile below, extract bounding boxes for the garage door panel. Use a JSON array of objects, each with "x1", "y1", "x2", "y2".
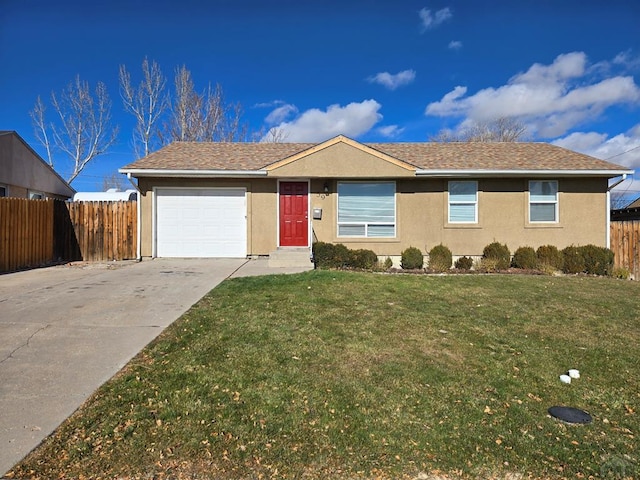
[{"x1": 156, "y1": 188, "x2": 247, "y2": 258}]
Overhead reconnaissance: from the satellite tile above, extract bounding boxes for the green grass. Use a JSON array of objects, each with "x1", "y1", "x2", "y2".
[{"x1": 8, "y1": 272, "x2": 640, "y2": 479}]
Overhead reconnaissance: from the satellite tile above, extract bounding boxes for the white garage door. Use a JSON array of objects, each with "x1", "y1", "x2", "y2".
[{"x1": 156, "y1": 188, "x2": 247, "y2": 258}]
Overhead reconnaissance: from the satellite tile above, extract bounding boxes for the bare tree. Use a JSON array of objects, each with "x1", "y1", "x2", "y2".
[
  {"x1": 30, "y1": 97, "x2": 54, "y2": 165},
  {"x1": 101, "y1": 171, "x2": 128, "y2": 191},
  {"x1": 432, "y1": 117, "x2": 527, "y2": 142},
  {"x1": 262, "y1": 126, "x2": 289, "y2": 143},
  {"x1": 31, "y1": 75, "x2": 119, "y2": 183},
  {"x1": 162, "y1": 66, "x2": 247, "y2": 143},
  {"x1": 119, "y1": 58, "x2": 167, "y2": 158},
  {"x1": 610, "y1": 190, "x2": 638, "y2": 210}
]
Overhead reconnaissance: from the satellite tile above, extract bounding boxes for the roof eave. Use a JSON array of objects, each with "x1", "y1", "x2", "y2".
[
  {"x1": 415, "y1": 169, "x2": 634, "y2": 178},
  {"x1": 118, "y1": 168, "x2": 268, "y2": 178}
]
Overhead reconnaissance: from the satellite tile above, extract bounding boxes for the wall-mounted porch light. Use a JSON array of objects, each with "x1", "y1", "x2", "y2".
[{"x1": 323, "y1": 181, "x2": 330, "y2": 194}]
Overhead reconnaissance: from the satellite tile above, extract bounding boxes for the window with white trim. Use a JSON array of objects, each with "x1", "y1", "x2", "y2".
[
  {"x1": 29, "y1": 191, "x2": 45, "y2": 200},
  {"x1": 448, "y1": 181, "x2": 478, "y2": 223},
  {"x1": 529, "y1": 180, "x2": 558, "y2": 222},
  {"x1": 337, "y1": 182, "x2": 396, "y2": 237}
]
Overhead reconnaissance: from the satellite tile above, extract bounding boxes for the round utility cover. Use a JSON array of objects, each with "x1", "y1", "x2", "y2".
[{"x1": 548, "y1": 406, "x2": 592, "y2": 424}]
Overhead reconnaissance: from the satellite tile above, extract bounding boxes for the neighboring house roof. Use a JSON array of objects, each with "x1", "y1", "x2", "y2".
[
  {"x1": 627, "y1": 196, "x2": 640, "y2": 209},
  {"x1": 0, "y1": 130, "x2": 75, "y2": 198},
  {"x1": 120, "y1": 134, "x2": 632, "y2": 178},
  {"x1": 73, "y1": 188, "x2": 137, "y2": 201}
]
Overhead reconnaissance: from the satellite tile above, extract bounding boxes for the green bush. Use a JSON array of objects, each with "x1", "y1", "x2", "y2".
[
  {"x1": 312, "y1": 242, "x2": 350, "y2": 269},
  {"x1": 401, "y1": 246, "x2": 424, "y2": 270},
  {"x1": 536, "y1": 245, "x2": 563, "y2": 270},
  {"x1": 579, "y1": 244, "x2": 614, "y2": 276},
  {"x1": 454, "y1": 256, "x2": 474, "y2": 270},
  {"x1": 312, "y1": 242, "x2": 333, "y2": 269},
  {"x1": 313, "y1": 243, "x2": 380, "y2": 271},
  {"x1": 482, "y1": 242, "x2": 511, "y2": 270},
  {"x1": 333, "y1": 244, "x2": 352, "y2": 268},
  {"x1": 560, "y1": 245, "x2": 615, "y2": 276},
  {"x1": 561, "y1": 246, "x2": 585, "y2": 274},
  {"x1": 382, "y1": 257, "x2": 393, "y2": 270},
  {"x1": 611, "y1": 266, "x2": 630, "y2": 280},
  {"x1": 428, "y1": 244, "x2": 452, "y2": 272},
  {"x1": 512, "y1": 246, "x2": 537, "y2": 269},
  {"x1": 350, "y1": 249, "x2": 379, "y2": 270}
]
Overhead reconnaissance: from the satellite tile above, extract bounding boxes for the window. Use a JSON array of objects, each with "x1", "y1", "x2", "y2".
[
  {"x1": 29, "y1": 191, "x2": 45, "y2": 200},
  {"x1": 448, "y1": 181, "x2": 478, "y2": 223},
  {"x1": 529, "y1": 180, "x2": 558, "y2": 222},
  {"x1": 0, "y1": 185, "x2": 6, "y2": 197},
  {"x1": 337, "y1": 182, "x2": 395, "y2": 237}
]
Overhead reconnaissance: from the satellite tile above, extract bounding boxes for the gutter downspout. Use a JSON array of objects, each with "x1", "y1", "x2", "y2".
[
  {"x1": 606, "y1": 174, "x2": 627, "y2": 249},
  {"x1": 126, "y1": 173, "x2": 142, "y2": 261}
]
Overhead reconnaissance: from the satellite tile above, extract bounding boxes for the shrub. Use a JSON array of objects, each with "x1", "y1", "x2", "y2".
[
  {"x1": 382, "y1": 257, "x2": 393, "y2": 270},
  {"x1": 536, "y1": 245, "x2": 563, "y2": 271},
  {"x1": 561, "y1": 246, "x2": 585, "y2": 274},
  {"x1": 454, "y1": 256, "x2": 474, "y2": 270},
  {"x1": 579, "y1": 244, "x2": 614, "y2": 276},
  {"x1": 428, "y1": 244, "x2": 452, "y2": 272},
  {"x1": 401, "y1": 246, "x2": 424, "y2": 270},
  {"x1": 537, "y1": 263, "x2": 558, "y2": 276},
  {"x1": 611, "y1": 266, "x2": 630, "y2": 280},
  {"x1": 333, "y1": 244, "x2": 352, "y2": 268},
  {"x1": 479, "y1": 257, "x2": 501, "y2": 272},
  {"x1": 312, "y1": 242, "x2": 351, "y2": 269},
  {"x1": 313, "y1": 243, "x2": 381, "y2": 270},
  {"x1": 560, "y1": 245, "x2": 615, "y2": 276},
  {"x1": 482, "y1": 242, "x2": 511, "y2": 270},
  {"x1": 512, "y1": 246, "x2": 537, "y2": 270},
  {"x1": 312, "y1": 242, "x2": 334, "y2": 269},
  {"x1": 350, "y1": 249, "x2": 379, "y2": 270}
]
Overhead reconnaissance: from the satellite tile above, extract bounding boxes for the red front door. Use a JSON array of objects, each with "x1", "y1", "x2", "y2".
[{"x1": 279, "y1": 182, "x2": 308, "y2": 246}]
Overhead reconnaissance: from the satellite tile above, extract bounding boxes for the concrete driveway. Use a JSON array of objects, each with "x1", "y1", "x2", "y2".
[{"x1": 0, "y1": 258, "x2": 310, "y2": 476}]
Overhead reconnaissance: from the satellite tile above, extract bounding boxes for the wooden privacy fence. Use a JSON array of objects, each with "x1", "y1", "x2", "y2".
[
  {"x1": 65, "y1": 200, "x2": 137, "y2": 262},
  {"x1": 610, "y1": 219, "x2": 640, "y2": 280},
  {"x1": 0, "y1": 198, "x2": 137, "y2": 273},
  {"x1": 0, "y1": 198, "x2": 54, "y2": 273}
]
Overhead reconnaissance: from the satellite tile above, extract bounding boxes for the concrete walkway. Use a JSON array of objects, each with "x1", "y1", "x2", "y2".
[{"x1": 0, "y1": 258, "x2": 312, "y2": 476}]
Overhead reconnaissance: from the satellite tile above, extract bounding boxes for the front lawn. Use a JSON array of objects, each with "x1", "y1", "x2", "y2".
[{"x1": 9, "y1": 272, "x2": 639, "y2": 479}]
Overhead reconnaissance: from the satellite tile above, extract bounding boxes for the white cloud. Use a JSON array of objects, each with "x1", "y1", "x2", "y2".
[
  {"x1": 265, "y1": 103, "x2": 298, "y2": 125},
  {"x1": 377, "y1": 125, "x2": 404, "y2": 138},
  {"x1": 419, "y1": 7, "x2": 452, "y2": 32},
  {"x1": 367, "y1": 69, "x2": 416, "y2": 90},
  {"x1": 613, "y1": 50, "x2": 640, "y2": 70},
  {"x1": 425, "y1": 52, "x2": 640, "y2": 137},
  {"x1": 553, "y1": 125, "x2": 640, "y2": 170},
  {"x1": 262, "y1": 99, "x2": 383, "y2": 142},
  {"x1": 253, "y1": 99, "x2": 286, "y2": 108},
  {"x1": 553, "y1": 125, "x2": 640, "y2": 200},
  {"x1": 448, "y1": 40, "x2": 462, "y2": 50}
]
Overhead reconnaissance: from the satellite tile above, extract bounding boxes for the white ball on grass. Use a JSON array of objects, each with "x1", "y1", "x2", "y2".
[{"x1": 560, "y1": 374, "x2": 572, "y2": 384}]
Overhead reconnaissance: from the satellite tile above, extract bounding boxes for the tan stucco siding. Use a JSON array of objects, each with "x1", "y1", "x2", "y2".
[
  {"x1": 137, "y1": 176, "x2": 610, "y2": 259},
  {"x1": 269, "y1": 142, "x2": 414, "y2": 178},
  {"x1": 249, "y1": 180, "x2": 278, "y2": 254},
  {"x1": 310, "y1": 178, "x2": 610, "y2": 257},
  {"x1": 137, "y1": 178, "x2": 153, "y2": 257}
]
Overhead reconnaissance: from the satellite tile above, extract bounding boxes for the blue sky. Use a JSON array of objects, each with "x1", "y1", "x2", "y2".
[{"x1": 1, "y1": 0, "x2": 639, "y2": 198}]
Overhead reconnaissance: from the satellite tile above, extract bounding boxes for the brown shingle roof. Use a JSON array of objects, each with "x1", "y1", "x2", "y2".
[
  {"x1": 122, "y1": 142, "x2": 315, "y2": 171},
  {"x1": 121, "y1": 140, "x2": 629, "y2": 173}
]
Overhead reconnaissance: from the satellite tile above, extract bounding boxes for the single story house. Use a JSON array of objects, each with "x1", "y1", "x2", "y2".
[
  {"x1": 119, "y1": 135, "x2": 633, "y2": 264},
  {"x1": 0, "y1": 130, "x2": 75, "y2": 200}
]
